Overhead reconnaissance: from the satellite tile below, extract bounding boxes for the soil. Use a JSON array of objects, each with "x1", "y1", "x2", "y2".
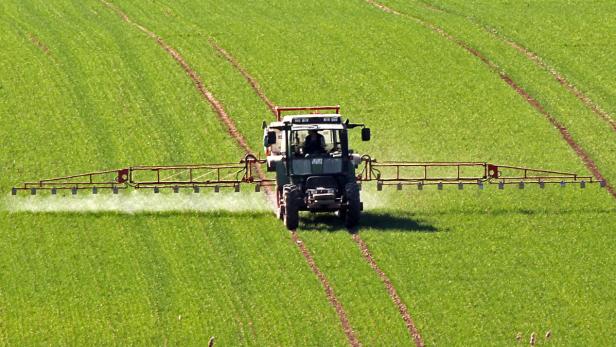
[{"x1": 28, "y1": 33, "x2": 51, "y2": 55}]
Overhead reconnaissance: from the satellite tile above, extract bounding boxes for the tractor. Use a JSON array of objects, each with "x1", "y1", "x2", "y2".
[{"x1": 262, "y1": 106, "x2": 370, "y2": 229}]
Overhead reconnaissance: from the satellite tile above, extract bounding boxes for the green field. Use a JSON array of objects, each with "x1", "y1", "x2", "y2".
[{"x1": 1, "y1": 1, "x2": 615, "y2": 345}]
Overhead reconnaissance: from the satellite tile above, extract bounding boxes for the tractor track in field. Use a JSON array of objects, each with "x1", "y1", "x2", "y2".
[
  {"x1": 100, "y1": 2, "x2": 361, "y2": 345},
  {"x1": 419, "y1": 1, "x2": 616, "y2": 134},
  {"x1": 291, "y1": 232, "x2": 361, "y2": 347},
  {"x1": 27, "y1": 33, "x2": 52, "y2": 56},
  {"x1": 212, "y1": 40, "x2": 425, "y2": 346},
  {"x1": 100, "y1": 0, "x2": 252, "y2": 155},
  {"x1": 209, "y1": 38, "x2": 277, "y2": 115},
  {"x1": 489, "y1": 29, "x2": 616, "y2": 133},
  {"x1": 366, "y1": 0, "x2": 616, "y2": 201},
  {"x1": 352, "y1": 234, "x2": 424, "y2": 346}
]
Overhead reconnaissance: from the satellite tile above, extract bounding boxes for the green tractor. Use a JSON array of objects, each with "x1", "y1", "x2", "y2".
[{"x1": 263, "y1": 106, "x2": 371, "y2": 230}]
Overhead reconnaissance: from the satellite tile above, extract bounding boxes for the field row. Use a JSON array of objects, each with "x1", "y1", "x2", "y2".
[{"x1": 1, "y1": 0, "x2": 614, "y2": 345}]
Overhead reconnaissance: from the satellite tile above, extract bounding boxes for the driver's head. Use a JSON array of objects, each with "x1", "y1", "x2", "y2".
[{"x1": 308, "y1": 129, "x2": 318, "y2": 136}]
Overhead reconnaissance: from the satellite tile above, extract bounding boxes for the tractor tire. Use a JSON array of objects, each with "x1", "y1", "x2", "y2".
[
  {"x1": 276, "y1": 185, "x2": 284, "y2": 220},
  {"x1": 344, "y1": 182, "x2": 361, "y2": 229},
  {"x1": 277, "y1": 205, "x2": 285, "y2": 221},
  {"x1": 284, "y1": 187, "x2": 301, "y2": 230}
]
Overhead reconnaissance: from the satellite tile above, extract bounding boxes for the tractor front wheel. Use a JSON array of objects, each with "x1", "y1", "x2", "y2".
[
  {"x1": 276, "y1": 185, "x2": 284, "y2": 220},
  {"x1": 344, "y1": 182, "x2": 361, "y2": 229},
  {"x1": 284, "y1": 187, "x2": 300, "y2": 230}
]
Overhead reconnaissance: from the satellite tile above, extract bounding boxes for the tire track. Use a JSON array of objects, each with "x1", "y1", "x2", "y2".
[
  {"x1": 28, "y1": 32, "x2": 52, "y2": 56},
  {"x1": 211, "y1": 40, "x2": 424, "y2": 345},
  {"x1": 291, "y1": 232, "x2": 361, "y2": 347},
  {"x1": 209, "y1": 38, "x2": 276, "y2": 115},
  {"x1": 100, "y1": 0, "x2": 252, "y2": 154},
  {"x1": 100, "y1": 2, "x2": 361, "y2": 345},
  {"x1": 487, "y1": 28, "x2": 616, "y2": 133},
  {"x1": 420, "y1": 1, "x2": 616, "y2": 133},
  {"x1": 365, "y1": 0, "x2": 616, "y2": 201},
  {"x1": 352, "y1": 234, "x2": 424, "y2": 346}
]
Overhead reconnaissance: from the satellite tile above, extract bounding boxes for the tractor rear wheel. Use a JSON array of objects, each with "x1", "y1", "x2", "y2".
[
  {"x1": 344, "y1": 182, "x2": 361, "y2": 229},
  {"x1": 284, "y1": 187, "x2": 300, "y2": 230}
]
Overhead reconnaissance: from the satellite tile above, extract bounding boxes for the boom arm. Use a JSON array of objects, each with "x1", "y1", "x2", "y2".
[
  {"x1": 357, "y1": 156, "x2": 605, "y2": 190},
  {"x1": 11, "y1": 154, "x2": 605, "y2": 196},
  {"x1": 11, "y1": 155, "x2": 274, "y2": 195}
]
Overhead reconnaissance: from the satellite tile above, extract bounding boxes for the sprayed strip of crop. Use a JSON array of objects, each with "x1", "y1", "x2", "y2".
[
  {"x1": 365, "y1": 0, "x2": 616, "y2": 201},
  {"x1": 99, "y1": 2, "x2": 360, "y2": 344},
  {"x1": 210, "y1": 38, "x2": 424, "y2": 345}
]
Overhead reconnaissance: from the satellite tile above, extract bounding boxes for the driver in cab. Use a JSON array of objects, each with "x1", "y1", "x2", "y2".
[{"x1": 303, "y1": 130, "x2": 326, "y2": 155}]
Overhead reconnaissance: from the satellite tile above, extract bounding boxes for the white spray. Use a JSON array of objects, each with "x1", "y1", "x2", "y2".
[
  {"x1": 5, "y1": 191, "x2": 272, "y2": 214},
  {"x1": 359, "y1": 189, "x2": 389, "y2": 210}
]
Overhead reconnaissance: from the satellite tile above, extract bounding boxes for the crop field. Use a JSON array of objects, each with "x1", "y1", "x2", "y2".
[{"x1": 1, "y1": 0, "x2": 615, "y2": 346}]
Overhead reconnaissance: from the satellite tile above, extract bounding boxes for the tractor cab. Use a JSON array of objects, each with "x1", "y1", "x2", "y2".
[
  {"x1": 279, "y1": 118, "x2": 349, "y2": 174},
  {"x1": 263, "y1": 106, "x2": 370, "y2": 230}
]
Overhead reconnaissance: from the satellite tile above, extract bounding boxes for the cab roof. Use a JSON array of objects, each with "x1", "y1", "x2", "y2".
[
  {"x1": 281, "y1": 114, "x2": 342, "y2": 124},
  {"x1": 291, "y1": 124, "x2": 344, "y2": 131}
]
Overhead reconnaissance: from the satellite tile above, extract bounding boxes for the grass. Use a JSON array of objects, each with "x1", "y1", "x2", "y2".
[
  {"x1": 424, "y1": 0, "x2": 616, "y2": 116},
  {"x1": 0, "y1": 1, "x2": 348, "y2": 345},
  {"x1": 1, "y1": 0, "x2": 615, "y2": 345},
  {"x1": 1, "y1": 212, "x2": 349, "y2": 345},
  {"x1": 378, "y1": 0, "x2": 616, "y2": 192}
]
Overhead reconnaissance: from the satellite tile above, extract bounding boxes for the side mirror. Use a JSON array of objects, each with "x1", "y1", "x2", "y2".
[
  {"x1": 361, "y1": 128, "x2": 371, "y2": 141},
  {"x1": 267, "y1": 131, "x2": 277, "y2": 146},
  {"x1": 262, "y1": 120, "x2": 267, "y2": 129}
]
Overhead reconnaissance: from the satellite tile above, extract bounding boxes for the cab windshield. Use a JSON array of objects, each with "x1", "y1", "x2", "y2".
[{"x1": 291, "y1": 129, "x2": 341, "y2": 157}]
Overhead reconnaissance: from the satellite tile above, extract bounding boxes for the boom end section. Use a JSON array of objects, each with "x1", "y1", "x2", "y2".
[
  {"x1": 10, "y1": 168, "x2": 130, "y2": 195},
  {"x1": 356, "y1": 157, "x2": 603, "y2": 191}
]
